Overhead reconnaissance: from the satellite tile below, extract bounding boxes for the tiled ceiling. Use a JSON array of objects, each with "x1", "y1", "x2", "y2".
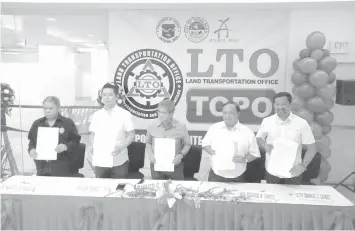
[{"x1": 1, "y1": 1, "x2": 354, "y2": 52}]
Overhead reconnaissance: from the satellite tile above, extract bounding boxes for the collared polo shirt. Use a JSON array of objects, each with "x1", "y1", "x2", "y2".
[
  {"x1": 146, "y1": 119, "x2": 191, "y2": 157},
  {"x1": 89, "y1": 105, "x2": 135, "y2": 167},
  {"x1": 256, "y1": 112, "x2": 315, "y2": 178}
]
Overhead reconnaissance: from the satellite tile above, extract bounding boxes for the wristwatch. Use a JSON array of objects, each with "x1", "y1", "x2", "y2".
[
  {"x1": 178, "y1": 152, "x2": 185, "y2": 158},
  {"x1": 244, "y1": 157, "x2": 248, "y2": 163}
]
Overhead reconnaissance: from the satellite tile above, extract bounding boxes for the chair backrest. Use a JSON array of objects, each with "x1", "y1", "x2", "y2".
[
  {"x1": 70, "y1": 143, "x2": 86, "y2": 172},
  {"x1": 183, "y1": 145, "x2": 202, "y2": 176},
  {"x1": 127, "y1": 141, "x2": 146, "y2": 172},
  {"x1": 245, "y1": 147, "x2": 266, "y2": 182},
  {"x1": 302, "y1": 152, "x2": 322, "y2": 180}
]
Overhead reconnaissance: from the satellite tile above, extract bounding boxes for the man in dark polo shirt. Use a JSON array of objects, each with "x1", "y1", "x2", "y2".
[
  {"x1": 145, "y1": 99, "x2": 191, "y2": 180},
  {"x1": 28, "y1": 96, "x2": 81, "y2": 177}
]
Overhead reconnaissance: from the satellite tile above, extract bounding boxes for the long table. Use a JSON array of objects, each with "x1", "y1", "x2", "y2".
[{"x1": 1, "y1": 176, "x2": 354, "y2": 230}]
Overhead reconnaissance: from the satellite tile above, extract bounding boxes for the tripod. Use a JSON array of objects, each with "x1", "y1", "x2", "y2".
[
  {"x1": 334, "y1": 172, "x2": 355, "y2": 193},
  {"x1": 1, "y1": 127, "x2": 19, "y2": 180}
]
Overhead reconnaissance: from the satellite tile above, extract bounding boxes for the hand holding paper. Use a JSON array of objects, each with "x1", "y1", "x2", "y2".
[
  {"x1": 29, "y1": 149, "x2": 38, "y2": 159},
  {"x1": 172, "y1": 154, "x2": 183, "y2": 165},
  {"x1": 233, "y1": 155, "x2": 246, "y2": 163},
  {"x1": 264, "y1": 143, "x2": 274, "y2": 153},
  {"x1": 232, "y1": 142, "x2": 246, "y2": 163},
  {"x1": 112, "y1": 142, "x2": 125, "y2": 156},
  {"x1": 55, "y1": 144, "x2": 67, "y2": 153},
  {"x1": 150, "y1": 155, "x2": 156, "y2": 164},
  {"x1": 289, "y1": 163, "x2": 307, "y2": 175}
]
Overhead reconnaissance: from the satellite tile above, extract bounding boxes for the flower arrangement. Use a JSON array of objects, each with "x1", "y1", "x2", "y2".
[
  {"x1": 1, "y1": 83, "x2": 15, "y2": 116},
  {"x1": 105, "y1": 180, "x2": 249, "y2": 204},
  {"x1": 103, "y1": 180, "x2": 252, "y2": 230},
  {"x1": 96, "y1": 82, "x2": 126, "y2": 107}
]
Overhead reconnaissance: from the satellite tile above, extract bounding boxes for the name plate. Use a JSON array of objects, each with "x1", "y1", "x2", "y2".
[
  {"x1": 76, "y1": 185, "x2": 111, "y2": 194},
  {"x1": 239, "y1": 191, "x2": 276, "y2": 202},
  {"x1": 1, "y1": 183, "x2": 36, "y2": 193},
  {"x1": 134, "y1": 182, "x2": 165, "y2": 190},
  {"x1": 294, "y1": 192, "x2": 332, "y2": 202}
]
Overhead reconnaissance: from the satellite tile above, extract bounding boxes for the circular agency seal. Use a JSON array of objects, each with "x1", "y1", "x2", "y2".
[
  {"x1": 184, "y1": 17, "x2": 209, "y2": 43},
  {"x1": 156, "y1": 17, "x2": 181, "y2": 43},
  {"x1": 114, "y1": 49, "x2": 183, "y2": 119}
]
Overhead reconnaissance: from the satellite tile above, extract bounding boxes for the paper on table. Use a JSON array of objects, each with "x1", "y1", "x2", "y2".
[
  {"x1": 212, "y1": 136, "x2": 235, "y2": 171},
  {"x1": 268, "y1": 139, "x2": 299, "y2": 177},
  {"x1": 154, "y1": 138, "x2": 175, "y2": 172},
  {"x1": 35, "y1": 127, "x2": 59, "y2": 160},
  {"x1": 92, "y1": 134, "x2": 115, "y2": 167}
]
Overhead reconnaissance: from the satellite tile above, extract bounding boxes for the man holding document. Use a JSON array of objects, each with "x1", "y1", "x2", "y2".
[
  {"x1": 256, "y1": 92, "x2": 317, "y2": 185},
  {"x1": 202, "y1": 102, "x2": 260, "y2": 183},
  {"x1": 89, "y1": 83, "x2": 135, "y2": 178},
  {"x1": 28, "y1": 96, "x2": 81, "y2": 176},
  {"x1": 145, "y1": 99, "x2": 191, "y2": 180}
]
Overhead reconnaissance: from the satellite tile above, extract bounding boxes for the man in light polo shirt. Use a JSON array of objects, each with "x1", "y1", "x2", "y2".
[
  {"x1": 256, "y1": 92, "x2": 317, "y2": 185},
  {"x1": 145, "y1": 99, "x2": 191, "y2": 180},
  {"x1": 89, "y1": 83, "x2": 135, "y2": 178},
  {"x1": 202, "y1": 102, "x2": 260, "y2": 183}
]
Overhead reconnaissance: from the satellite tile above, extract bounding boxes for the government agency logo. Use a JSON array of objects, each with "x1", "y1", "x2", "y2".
[
  {"x1": 114, "y1": 49, "x2": 183, "y2": 119},
  {"x1": 184, "y1": 17, "x2": 209, "y2": 43},
  {"x1": 156, "y1": 17, "x2": 181, "y2": 43},
  {"x1": 210, "y1": 17, "x2": 239, "y2": 44}
]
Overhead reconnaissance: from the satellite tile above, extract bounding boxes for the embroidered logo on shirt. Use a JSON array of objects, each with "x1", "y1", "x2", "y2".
[{"x1": 59, "y1": 127, "x2": 65, "y2": 134}]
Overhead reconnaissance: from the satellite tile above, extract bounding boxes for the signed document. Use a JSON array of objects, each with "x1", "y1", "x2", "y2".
[
  {"x1": 268, "y1": 138, "x2": 298, "y2": 177},
  {"x1": 212, "y1": 135, "x2": 235, "y2": 171},
  {"x1": 92, "y1": 134, "x2": 115, "y2": 167},
  {"x1": 154, "y1": 138, "x2": 175, "y2": 172},
  {"x1": 35, "y1": 127, "x2": 59, "y2": 160}
]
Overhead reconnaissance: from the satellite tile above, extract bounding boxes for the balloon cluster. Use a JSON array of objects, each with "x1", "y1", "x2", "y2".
[{"x1": 291, "y1": 31, "x2": 337, "y2": 184}]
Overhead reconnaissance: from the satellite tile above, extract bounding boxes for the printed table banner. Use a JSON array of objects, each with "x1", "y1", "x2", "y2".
[{"x1": 107, "y1": 10, "x2": 289, "y2": 144}]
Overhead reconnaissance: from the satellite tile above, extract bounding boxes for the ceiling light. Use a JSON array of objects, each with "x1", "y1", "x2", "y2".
[
  {"x1": 88, "y1": 34, "x2": 95, "y2": 37},
  {"x1": 3, "y1": 51, "x2": 21, "y2": 55},
  {"x1": 46, "y1": 18, "x2": 56, "y2": 21}
]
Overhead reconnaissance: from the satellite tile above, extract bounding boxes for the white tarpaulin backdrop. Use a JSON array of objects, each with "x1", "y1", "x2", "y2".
[{"x1": 108, "y1": 10, "x2": 289, "y2": 142}]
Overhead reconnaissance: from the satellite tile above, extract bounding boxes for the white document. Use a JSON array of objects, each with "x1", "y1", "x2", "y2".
[
  {"x1": 268, "y1": 139, "x2": 299, "y2": 177},
  {"x1": 154, "y1": 138, "x2": 175, "y2": 172},
  {"x1": 92, "y1": 134, "x2": 116, "y2": 167},
  {"x1": 35, "y1": 127, "x2": 59, "y2": 160},
  {"x1": 212, "y1": 136, "x2": 235, "y2": 171}
]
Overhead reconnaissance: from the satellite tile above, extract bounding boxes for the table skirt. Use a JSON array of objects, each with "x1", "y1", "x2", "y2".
[{"x1": 2, "y1": 194, "x2": 355, "y2": 230}]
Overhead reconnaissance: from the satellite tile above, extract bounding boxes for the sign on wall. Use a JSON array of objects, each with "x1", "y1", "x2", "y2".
[{"x1": 108, "y1": 11, "x2": 289, "y2": 144}]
